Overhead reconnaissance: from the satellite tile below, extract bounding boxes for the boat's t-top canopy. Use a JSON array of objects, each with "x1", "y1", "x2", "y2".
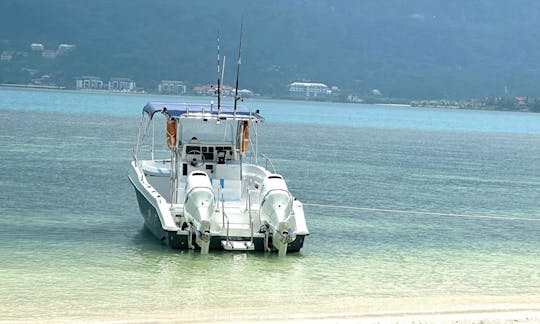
[{"x1": 143, "y1": 102, "x2": 264, "y2": 122}]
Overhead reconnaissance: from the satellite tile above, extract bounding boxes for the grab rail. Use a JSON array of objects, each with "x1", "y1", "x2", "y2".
[
  {"x1": 214, "y1": 182, "x2": 222, "y2": 212},
  {"x1": 223, "y1": 212, "x2": 230, "y2": 246},
  {"x1": 222, "y1": 191, "x2": 230, "y2": 246},
  {"x1": 260, "y1": 153, "x2": 277, "y2": 173},
  {"x1": 132, "y1": 149, "x2": 143, "y2": 181},
  {"x1": 246, "y1": 184, "x2": 254, "y2": 244}
]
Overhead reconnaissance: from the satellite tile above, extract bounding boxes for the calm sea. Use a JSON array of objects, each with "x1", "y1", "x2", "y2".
[{"x1": 1, "y1": 87, "x2": 539, "y2": 322}]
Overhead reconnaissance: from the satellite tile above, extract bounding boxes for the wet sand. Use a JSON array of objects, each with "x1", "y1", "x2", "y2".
[{"x1": 5, "y1": 307, "x2": 538, "y2": 323}]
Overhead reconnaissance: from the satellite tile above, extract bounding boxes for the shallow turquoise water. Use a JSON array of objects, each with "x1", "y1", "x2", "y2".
[{"x1": 1, "y1": 88, "x2": 539, "y2": 321}]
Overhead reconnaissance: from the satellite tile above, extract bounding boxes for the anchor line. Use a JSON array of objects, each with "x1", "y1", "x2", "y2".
[{"x1": 302, "y1": 203, "x2": 540, "y2": 222}]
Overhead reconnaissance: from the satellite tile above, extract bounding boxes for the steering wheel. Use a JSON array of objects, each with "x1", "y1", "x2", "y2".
[{"x1": 187, "y1": 150, "x2": 205, "y2": 167}]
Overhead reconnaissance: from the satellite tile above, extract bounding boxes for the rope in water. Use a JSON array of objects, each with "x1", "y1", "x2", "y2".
[{"x1": 303, "y1": 203, "x2": 540, "y2": 222}]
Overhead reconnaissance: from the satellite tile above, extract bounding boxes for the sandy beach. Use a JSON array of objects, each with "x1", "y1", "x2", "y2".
[
  {"x1": 5, "y1": 309, "x2": 537, "y2": 324},
  {"x1": 234, "y1": 310, "x2": 540, "y2": 324},
  {"x1": 5, "y1": 304, "x2": 537, "y2": 324}
]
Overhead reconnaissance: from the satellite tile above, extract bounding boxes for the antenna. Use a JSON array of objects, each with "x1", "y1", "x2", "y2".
[
  {"x1": 217, "y1": 31, "x2": 222, "y2": 117},
  {"x1": 233, "y1": 17, "x2": 244, "y2": 116}
]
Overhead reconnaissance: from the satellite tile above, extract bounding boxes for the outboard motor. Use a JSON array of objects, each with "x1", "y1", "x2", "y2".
[
  {"x1": 259, "y1": 174, "x2": 295, "y2": 256},
  {"x1": 184, "y1": 171, "x2": 215, "y2": 253}
]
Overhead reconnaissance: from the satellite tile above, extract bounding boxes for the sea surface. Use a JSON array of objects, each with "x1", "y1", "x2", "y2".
[{"x1": 1, "y1": 87, "x2": 539, "y2": 322}]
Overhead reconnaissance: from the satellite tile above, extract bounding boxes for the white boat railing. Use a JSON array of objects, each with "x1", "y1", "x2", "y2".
[
  {"x1": 246, "y1": 184, "x2": 254, "y2": 245},
  {"x1": 223, "y1": 211, "x2": 230, "y2": 247},
  {"x1": 216, "y1": 180, "x2": 255, "y2": 247},
  {"x1": 131, "y1": 149, "x2": 144, "y2": 181},
  {"x1": 260, "y1": 153, "x2": 277, "y2": 173}
]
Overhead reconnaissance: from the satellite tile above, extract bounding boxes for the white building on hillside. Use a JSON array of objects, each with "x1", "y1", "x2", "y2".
[
  {"x1": 158, "y1": 80, "x2": 187, "y2": 94},
  {"x1": 288, "y1": 82, "x2": 329, "y2": 98},
  {"x1": 1, "y1": 51, "x2": 13, "y2": 61},
  {"x1": 108, "y1": 77, "x2": 136, "y2": 91},
  {"x1": 57, "y1": 44, "x2": 76, "y2": 55},
  {"x1": 31, "y1": 43, "x2": 44, "y2": 51},
  {"x1": 76, "y1": 76, "x2": 104, "y2": 90}
]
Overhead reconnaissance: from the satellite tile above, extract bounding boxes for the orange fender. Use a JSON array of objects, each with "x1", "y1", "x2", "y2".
[{"x1": 166, "y1": 118, "x2": 177, "y2": 150}]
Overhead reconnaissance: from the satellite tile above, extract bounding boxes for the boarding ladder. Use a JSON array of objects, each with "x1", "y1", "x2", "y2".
[{"x1": 218, "y1": 182, "x2": 255, "y2": 251}]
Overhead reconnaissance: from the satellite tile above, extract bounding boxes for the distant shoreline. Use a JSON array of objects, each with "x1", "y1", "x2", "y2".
[
  {"x1": 375, "y1": 103, "x2": 411, "y2": 107},
  {"x1": 0, "y1": 83, "x2": 65, "y2": 90},
  {"x1": 1, "y1": 84, "x2": 538, "y2": 113}
]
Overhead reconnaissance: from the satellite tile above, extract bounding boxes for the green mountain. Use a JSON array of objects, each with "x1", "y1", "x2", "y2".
[{"x1": 2, "y1": 0, "x2": 540, "y2": 98}]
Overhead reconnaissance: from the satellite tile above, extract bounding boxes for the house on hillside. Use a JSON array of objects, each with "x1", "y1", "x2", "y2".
[
  {"x1": 288, "y1": 82, "x2": 330, "y2": 98},
  {"x1": 221, "y1": 85, "x2": 233, "y2": 96},
  {"x1": 158, "y1": 80, "x2": 187, "y2": 94},
  {"x1": 57, "y1": 44, "x2": 76, "y2": 55},
  {"x1": 193, "y1": 84, "x2": 215, "y2": 96},
  {"x1": 237, "y1": 89, "x2": 253, "y2": 97},
  {"x1": 193, "y1": 84, "x2": 236, "y2": 96},
  {"x1": 0, "y1": 51, "x2": 13, "y2": 62},
  {"x1": 41, "y1": 50, "x2": 57, "y2": 59},
  {"x1": 31, "y1": 43, "x2": 44, "y2": 51},
  {"x1": 515, "y1": 96, "x2": 528, "y2": 105},
  {"x1": 32, "y1": 74, "x2": 56, "y2": 87}
]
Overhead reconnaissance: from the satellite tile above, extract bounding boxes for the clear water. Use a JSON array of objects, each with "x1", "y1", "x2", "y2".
[{"x1": 1, "y1": 87, "x2": 539, "y2": 322}]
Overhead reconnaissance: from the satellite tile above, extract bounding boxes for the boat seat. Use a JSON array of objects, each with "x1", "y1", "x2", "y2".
[{"x1": 140, "y1": 160, "x2": 171, "y2": 177}]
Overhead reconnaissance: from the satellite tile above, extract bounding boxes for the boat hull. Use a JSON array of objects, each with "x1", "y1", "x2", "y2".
[
  {"x1": 132, "y1": 186, "x2": 189, "y2": 248},
  {"x1": 130, "y1": 163, "x2": 307, "y2": 253},
  {"x1": 134, "y1": 184, "x2": 306, "y2": 252}
]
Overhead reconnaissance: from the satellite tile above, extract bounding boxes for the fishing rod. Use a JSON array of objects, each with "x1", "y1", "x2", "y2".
[
  {"x1": 233, "y1": 17, "x2": 244, "y2": 117},
  {"x1": 216, "y1": 31, "x2": 222, "y2": 119}
]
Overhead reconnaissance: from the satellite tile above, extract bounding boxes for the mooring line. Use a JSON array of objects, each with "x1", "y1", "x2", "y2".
[{"x1": 303, "y1": 203, "x2": 540, "y2": 222}]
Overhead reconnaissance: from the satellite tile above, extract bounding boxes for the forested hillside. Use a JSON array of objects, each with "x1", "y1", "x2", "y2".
[{"x1": 1, "y1": 0, "x2": 540, "y2": 98}]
